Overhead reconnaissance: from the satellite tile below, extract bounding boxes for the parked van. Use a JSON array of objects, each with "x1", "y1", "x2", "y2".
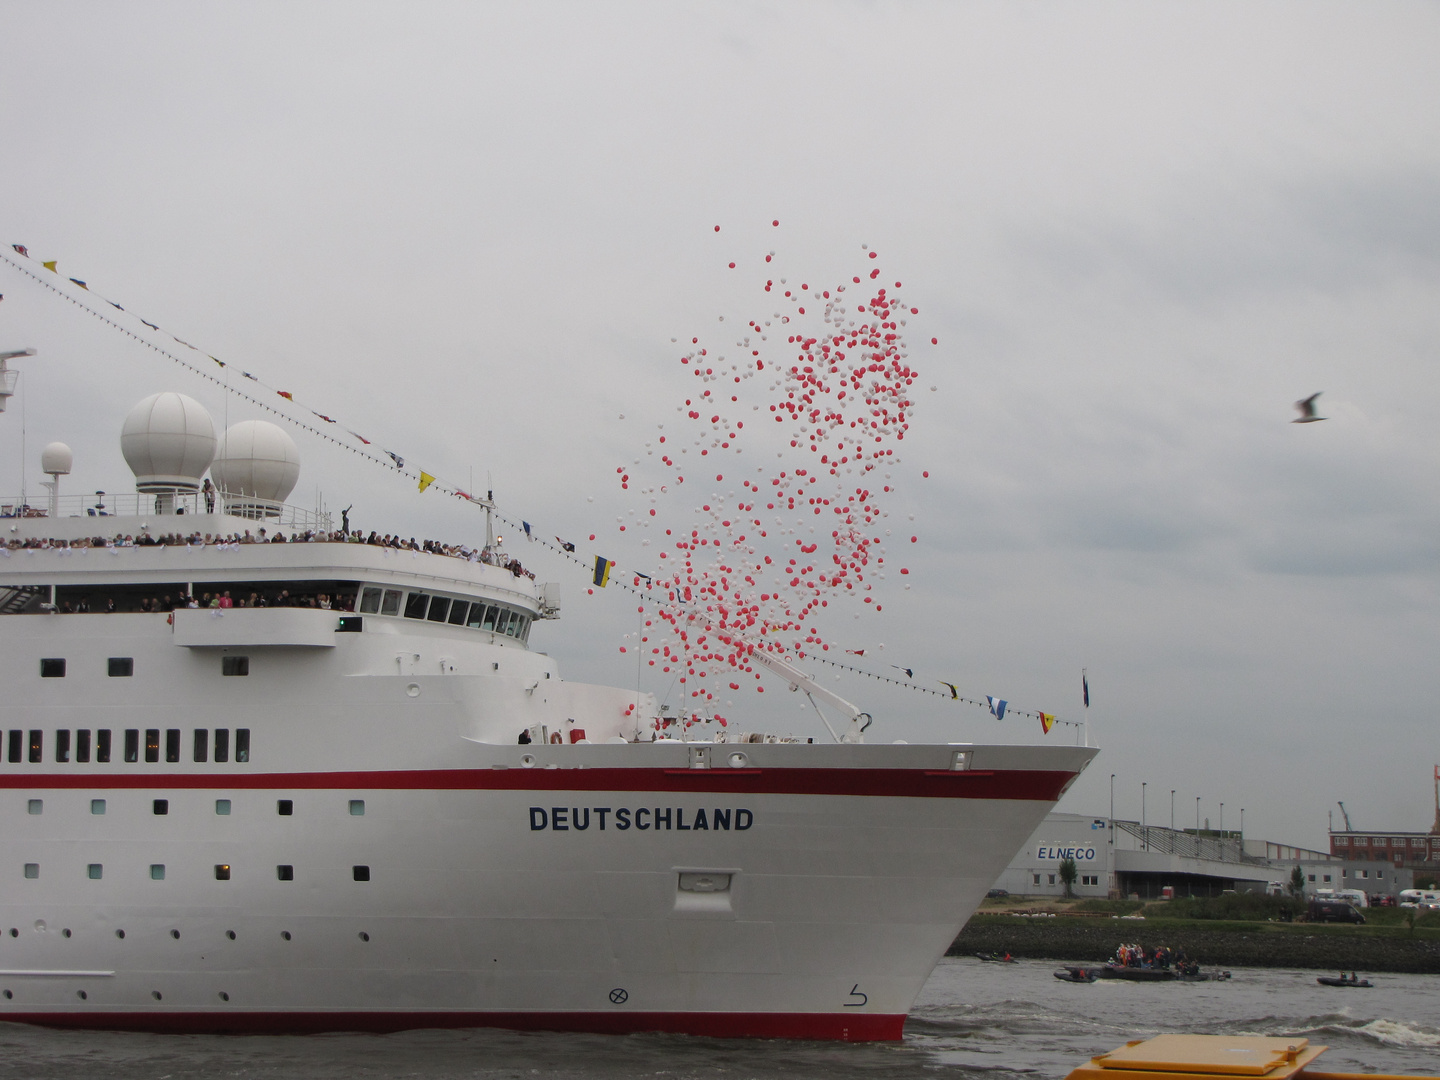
[
  {"x1": 1325, "y1": 888, "x2": 1368, "y2": 908},
  {"x1": 1307, "y1": 898, "x2": 1366, "y2": 924}
]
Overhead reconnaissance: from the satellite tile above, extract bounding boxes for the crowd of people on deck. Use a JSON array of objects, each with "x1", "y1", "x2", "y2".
[
  {"x1": 54, "y1": 589, "x2": 357, "y2": 615},
  {"x1": 3, "y1": 529, "x2": 533, "y2": 578}
]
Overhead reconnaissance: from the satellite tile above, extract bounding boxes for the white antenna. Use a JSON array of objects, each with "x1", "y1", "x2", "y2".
[{"x1": 0, "y1": 347, "x2": 36, "y2": 413}]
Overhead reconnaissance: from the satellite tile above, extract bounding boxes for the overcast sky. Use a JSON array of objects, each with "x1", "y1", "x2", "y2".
[{"x1": 3, "y1": 3, "x2": 1439, "y2": 848}]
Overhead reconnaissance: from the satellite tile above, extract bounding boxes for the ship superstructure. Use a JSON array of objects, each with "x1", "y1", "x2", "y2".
[{"x1": 0, "y1": 391, "x2": 1097, "y2": 1039}]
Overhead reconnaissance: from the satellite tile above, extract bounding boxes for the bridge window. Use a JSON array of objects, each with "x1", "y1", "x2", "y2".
[
  {"x1": 466, "y1": 604, "x2": 487, "y2": 629},
  {"x1": 426, "y1": 596, "x2": 451, "y2": 622},
  {"x1": 193, "y1": 729, "x2": 208, "y2": 762},
  {"x1": 55, "y1": 730, "x2": 70, "y2": 763},
  {"x1": 404, "y1": 592, "x2": 429, "y2": 619},
  {"x1": 221, "y1": 656, "x2": 249, "y2": 677},
  {"x1": 40, "y1": 658, "x2": 65, "y2": 678},
  {"x1": 76, "y1": 729, "x2": 91, "y2": 762},
  {"x1": 448, "y1": 600, "x2": 470, "y2": 626},
  {"x1": 165, "y1": 729, "x2": 180, "y2": 763},
  {"x1": 358, "y1": 587, "x2": 382, "y2": 614},
  {"x1": 235, "y1": 729, "x2": 250, "y2": 762},
  {"x1": 214, "y1": 728, "x2": 229, "y2": 762},
  {"x1": 96, "y1": 729, "x2": 111, "y2": 763},
  {"x1": 145, "y1": 729, "x2": 160, "y2": 763},
  {"x1": 380, "y1": 589, "x2": 402, "y2": 616},
  {"x1": 108, "y1": 657, "x2": 133, "y2": 677}
]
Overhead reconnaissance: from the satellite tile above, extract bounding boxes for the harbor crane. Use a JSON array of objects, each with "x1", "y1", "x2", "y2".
[{"x1": 1336, "y1": 801, "x2": 1353, "y2": 831}]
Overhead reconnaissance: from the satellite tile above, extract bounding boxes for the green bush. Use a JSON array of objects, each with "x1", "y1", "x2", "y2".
[{"x1": 1142, "y1": 893, "x2": 1305, "y2": 922}]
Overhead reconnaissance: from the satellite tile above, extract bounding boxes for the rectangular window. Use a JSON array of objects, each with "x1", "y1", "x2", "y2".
[
  {"x1": 380, "y1": 589, "x2": 402, "y2": 616},
  {"x1": 153, "y1": 799, "x2": 168, "y2": 815},
  {"x1": 40, "y1": 658, "x2": 65, "y2": 678},
  {"x1": 277, "y1": 799, "x2": 293, "y2": 816},
  {"x1": 28, "y1": 730, "x2": 42, "y2": 763},
  {"x1": 353, "y1": 865, "x2": 370, "y2": 881},
  {"x1": 221, "y1": 656, "x2": 249, "y2": 677},
  {"x1": 235, "y1": 728, "x2": 250, "y2": 762},
  {"x1": 96, "y1": 729, "x2": 111, "y2": 763},
  {"x1": 1048, "y1": 874, "x2": 1056, "y2": 885},
  {"x1": 1308, "y1": 874, "x2": 1316, "y2": 882},
  {"x1": 165, "y1": 729, "x2": 180, "y2": 763},
  {"x1": 91, "y1": 799, "x2": 106, "y2": 815},
  {"x1": 516, "y1": 617, "x2": 531, "y2": 642},
  {"x1": 108, "y1": 657, "x2": 133, "y2": 677},
  {"x1": 358, "y1": 587, "x2": 382, "y2": 614},
  {"x1": 76, "y1": 729, "x2": 91, "y2": 763},
  {"x1": 1033, "y1": 873, "x2": 1041, "y2": 885},
  {"x1": 1323, "y1": 874, "x2": 1332, "y2": 883},
  {"x1": 447, "y1": 600, "x2": 470, "y2": 626},
  {"x1": 87, "y1": 864, "x2": 102, "y2": 880},
  {"x1": 481, "y1": 605, "x2": 498, "y2": 631},
  {"x1": 24, "y1": 863, "x2": 38, "y2": 879},
  {"x1": 7, "y1": 730, "x2": 19, "y2": 763},
  {"x1": 214, "y1": 864, "x2": 231, "y2": 880},
  {"x1": 214, "y1": 728, "x2": 230, "y2": 762},
  {"x1": 349, "y1": 799, "x2": 365, "y2": 816},
  {"x1": 27, "y1": 799, "x2": 42, "y2": 815},
  {"x1": 150, "y1": 865, "x2": 165, "y2": 880},
  {"x1": 215, "y1": 799, "x2": 231, "y2": 815},
  {"x1": 1335, "y1": 836, "x2": 1349, "y2": 845},
  {"x1": 425, "y1": 596, "x2": 451, "y2": 623},
  {"x1": 1359, "y1": 869, "x2": 1368, "y2": 879},
  {"x1": 55, "y1": 729, "x2": 71, "y2": 763},
  {"x1": 124, "y1": 729, "x2": 139, "y2": 762},
  {"x1": 145, "y1": 729, "x2": 160, "y2": 763},
  {"x1": 466, "y1": 604, "x2": 487, "y2": 629},
  {"x1": 276, "y1": 864, "x2": 294, "y2": 881},
  {"x1": 404, "y1": 592, "x2": 430, "y2": 619},
  {"x1": 193, "y1": 729, "x2": 208, "y2": 763}
]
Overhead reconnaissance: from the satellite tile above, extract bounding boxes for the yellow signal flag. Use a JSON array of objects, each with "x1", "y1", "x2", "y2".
[
  {"x1": 1038, "y1": 712, "x2": 1055, "y2": 735},
  {"x1": 418, "y1": 471, "x2": 436, "y2": 493},
  {"x1": 42, "y1": 260, "x2": 57, "y2": 273}
]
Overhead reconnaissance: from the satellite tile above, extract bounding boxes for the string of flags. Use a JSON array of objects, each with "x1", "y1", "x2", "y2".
[{"x1": 3, "y1": 242, "x2": 1085, "y2": 738}]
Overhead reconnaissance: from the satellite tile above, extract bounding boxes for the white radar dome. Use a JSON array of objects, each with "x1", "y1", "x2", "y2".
[
  {"x1": 210, "y1": 420, "x2": 301, "y2": 511},
  {"x1": 40, "y1": 442, "x2": 73, "y2": 476},
  {"x1": 121, "y1": 392, "x2": 217, "y2": 492}
]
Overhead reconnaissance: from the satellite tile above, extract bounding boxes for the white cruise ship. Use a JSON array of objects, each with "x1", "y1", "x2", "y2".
[{"x1": 0, "y1": 390, "x2": 1097, "y2": 1040}]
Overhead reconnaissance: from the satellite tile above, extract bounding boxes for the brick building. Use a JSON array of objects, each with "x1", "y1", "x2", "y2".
[{"x1": 1327, "y1": 765, "x2": 1440, "y2": 873}]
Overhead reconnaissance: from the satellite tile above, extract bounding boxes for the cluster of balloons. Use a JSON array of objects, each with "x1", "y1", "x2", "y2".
[{"x1": 618, "y1": 230, "x2": 927, "y2": 730}]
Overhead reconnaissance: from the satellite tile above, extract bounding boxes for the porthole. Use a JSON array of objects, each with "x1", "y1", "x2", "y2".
[
  {"x1": 2, "y1": 990, "x2": 10, "y2": 999},
  {"x1": 76, "y1": 990, "x2": 87, "y2": 1001},
  {"x1": 520, "y1": 754, "x2": 536, "y2": 768},
  {"x1": 225, "y1": 930, "x2": 236, "y2": 940},
  {"x1": 280, "y1": 931, "x2": 292, "y2": 941},
  {"x1": 218, "y1": 991, "x2": 229, "y2": 1002},
  {"x1": 115, "y1": 929, "x2": 125, "y2": 939},
  {"x1": 151, "y1": 990, "x2": 162, "y2": 1001},
  {"x1": 61, "y1": 928, "x2": 71, "y2": 938},
  {"x1": 169, "y1": 929, "x2": 180, "y2": 940},
  {"x1": 358, "y1": 931, "x2": 370, "y2": 942}
]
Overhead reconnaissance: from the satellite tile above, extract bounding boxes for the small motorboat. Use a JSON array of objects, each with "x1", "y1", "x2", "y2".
[
  {"x1": 976, "y1": 952, "x2": 1018, "y2": 963},
  {"x1": 1316, "y1": 975, "x2": 1372, "y2": 988},
  {"x1": 1055, "y1": 966, "x2": 1100, "y2": 983}
]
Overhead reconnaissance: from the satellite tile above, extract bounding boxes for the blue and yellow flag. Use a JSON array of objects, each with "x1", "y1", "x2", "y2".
[{"x1": 593, "y1": 556, "x2": 615, "y2": 587}]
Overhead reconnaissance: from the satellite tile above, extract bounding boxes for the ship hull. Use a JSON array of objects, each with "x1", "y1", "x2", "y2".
[{"x1": 0, "y1": 745, "x2": 1094, "y2": 1040}]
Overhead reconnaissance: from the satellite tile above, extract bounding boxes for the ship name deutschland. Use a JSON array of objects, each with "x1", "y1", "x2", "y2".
[{"x1": 529, "y1": 807, "x2": 753, "y2": 831}]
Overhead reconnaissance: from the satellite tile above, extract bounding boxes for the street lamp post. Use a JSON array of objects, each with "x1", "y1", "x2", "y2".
[
  {"x1": 1142, "y1": 783, "x2": 1147, "y2": 850},
  {"x1": 1170, "y1": 790, "x2": 1175, "y2": 834},
  {"x1": 1220, "y1": 803, "x2": 1224, "y2": 841},
  {"x1": 1110, "y1": 774, "x2": 1115, "y2": 839},
  {"x1": 1196, "y1": 797, "x2": 1201, "y2": 833}
]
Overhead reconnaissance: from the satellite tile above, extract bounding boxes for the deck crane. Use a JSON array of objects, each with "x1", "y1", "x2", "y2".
[{"x1": 1336, "y1": 801, "x2": 1353, "y2": 831}]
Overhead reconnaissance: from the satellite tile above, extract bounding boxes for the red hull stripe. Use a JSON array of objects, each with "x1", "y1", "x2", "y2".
[
  {"x1": 0, "y1": 767, "x2": 1074, "y2": 800},
  {"x1": 3, "y1": 1009, "x2": 906, "y2": 1041}
]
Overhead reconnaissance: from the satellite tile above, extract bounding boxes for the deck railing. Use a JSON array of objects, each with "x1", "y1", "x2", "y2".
[{"x1": 0, "y1": 493, "x2": 331, "y2": 531}]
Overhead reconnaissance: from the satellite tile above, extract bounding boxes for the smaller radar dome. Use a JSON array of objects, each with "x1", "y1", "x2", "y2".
[
  {"x1": 210, "y1": 420, "x2": 300, "y2": 516},
  {"x1": 40, "y1": 442, "x2": 73, "y2": 476},
  {"x1": 121, "y1": 392, "x2": 216, "y2": 492}
]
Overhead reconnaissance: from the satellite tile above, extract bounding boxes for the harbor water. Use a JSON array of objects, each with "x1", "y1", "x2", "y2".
[{"x1": 1, "y1": 959, "x2": 1436, "y2": 1079}]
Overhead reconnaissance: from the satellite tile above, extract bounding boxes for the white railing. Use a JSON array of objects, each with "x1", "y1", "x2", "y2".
[
  {"x1": 0, "y1": 493, "x2": 332, "y2": 531},
  {"x1": 1114, "y1": 820, "x2": 1257, "y2": 864}
]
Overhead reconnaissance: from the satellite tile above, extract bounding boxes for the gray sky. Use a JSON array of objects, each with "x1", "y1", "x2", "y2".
[{"x1": 4, "y1": 2, "x2": 1439, "y2": 848}]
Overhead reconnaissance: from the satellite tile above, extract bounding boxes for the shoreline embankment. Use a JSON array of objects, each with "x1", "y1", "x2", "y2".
[{"x1": 950, "y1": 915, "x2": 1440, "y2": 973}]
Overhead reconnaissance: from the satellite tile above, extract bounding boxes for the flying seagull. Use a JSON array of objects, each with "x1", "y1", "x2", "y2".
[{"x1": 1293, "y1": 393, "x2": 1327, "y2": 423}]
